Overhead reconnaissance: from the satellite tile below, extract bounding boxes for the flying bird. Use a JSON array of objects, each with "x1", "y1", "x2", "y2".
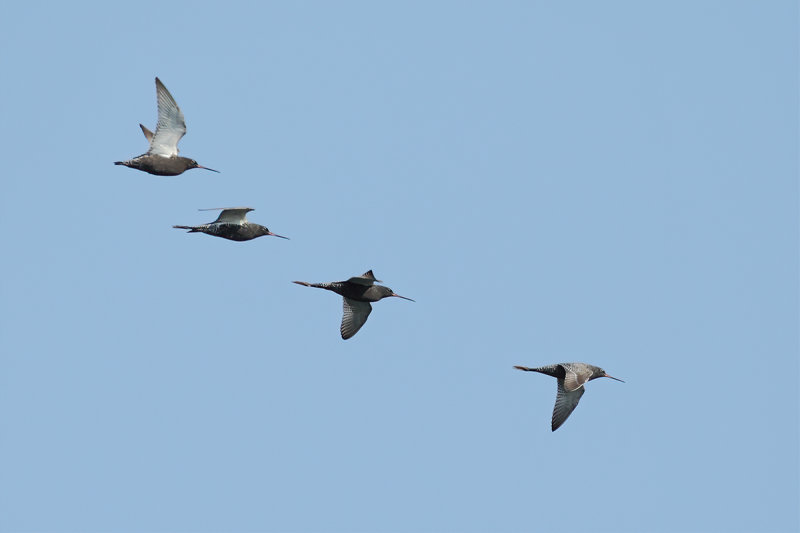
[
  {"x1": 514, "y1": 363, "x2": 624, "y2": 431},
  {"x1": 173, "y1": 207, "x2": 288, "y2": 242},
  {"x1": 293, "y1": 270, "x2": 413, "y2": 339},
  {"x1": 115, "y1": 77, "x2": 219, "y2": 176}
]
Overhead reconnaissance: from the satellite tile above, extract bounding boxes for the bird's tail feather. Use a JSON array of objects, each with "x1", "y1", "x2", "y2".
[
  {"x1": 173, "y1": 225, "x2": 200, "y2": 233},
  {"x1": 293, "y1": 281, "x2": 329, "y2": 289}
]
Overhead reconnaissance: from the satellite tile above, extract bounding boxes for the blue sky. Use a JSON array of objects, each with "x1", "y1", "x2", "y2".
[{"x1": 1, "y1": 2, "x2": 797, "y2": 532}]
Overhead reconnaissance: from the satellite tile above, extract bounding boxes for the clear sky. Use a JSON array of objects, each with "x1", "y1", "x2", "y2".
[{"x1": 1, "y1": 2, "x2": 797, "y2": 532}]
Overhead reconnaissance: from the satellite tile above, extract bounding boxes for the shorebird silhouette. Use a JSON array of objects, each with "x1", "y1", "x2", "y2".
[
  {"x1": 514, "y1": 363, "x2": 624, "y2": 431},
  {"x1": 115, "y1": 77, "x2": 219, "y2": 176},
  {"x1": 173, "y1": 207, "x2": 288, "y2": 242},
  {"x1": 293, "y1": 270, "x2": 413, "y2": 339}
]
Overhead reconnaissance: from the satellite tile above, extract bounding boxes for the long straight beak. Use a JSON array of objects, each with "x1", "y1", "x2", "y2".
[
  {"x1": 198, "y1": 165, "x2": 220, "y2": 173},
  {"x1": 268, "y1": 232, "x2": 290, "y2": 240},
  {"x1": 605, "y1": 374, "x2": 625, "y2": 383},
  {"x1": 391, "y1": 293, "x2": 415, "y2": 302}
]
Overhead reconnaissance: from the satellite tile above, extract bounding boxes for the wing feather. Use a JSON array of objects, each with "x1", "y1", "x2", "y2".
[
  {"x1": 341, "y1": 298, "x2": 372, "y2": 339},
  {"x1": 551, "y1": 380, "x2": 585, "y2": 431},
  {"x1": 148, "y1": 78, "x2": 187, "y2": 157},
  {"x1": 562, "y1": 365, "x2": 591, "y2": 392},
  {"x1": 347, "y1": 270, "x2": 381, "y2": 286},
  {"x1": 213, "y1": 208, "x2": 253, "y2": 224}
]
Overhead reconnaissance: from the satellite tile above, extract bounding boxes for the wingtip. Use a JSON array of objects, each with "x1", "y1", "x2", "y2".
[
  {"x1": 139, "y1": 123, "x2": 154, "y2": 142},
  {"x1": 292, "y1": 281, "x2": 310, "y2": 286},
  {"x1": 198, "y1": 207, "x2": 253, "y2": 212}
]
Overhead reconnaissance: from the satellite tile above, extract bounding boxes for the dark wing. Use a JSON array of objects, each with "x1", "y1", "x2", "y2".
[
  {"x1": 347, "y1": 270, "x2": 381, "y2": 286},
  {"x1": 552, "y1": 379, "x2": 585, "y2": 431},
  {"x1": 139, "y1": 123, "x2": 154, "y2": 143},
  {"x1": 341, "y1": 298, "x2": 372, "y2": 339}
]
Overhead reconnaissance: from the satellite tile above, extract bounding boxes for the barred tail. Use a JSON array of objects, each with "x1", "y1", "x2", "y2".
[
  {"x1": 173, "y1": 225, "x2": 200, "y2": 233},
  {"x1": 514, "y1": 365, "x2": 560, "y2": 377},
  {"x1": 292, "y1": 281, "x2": 330, "y2": 289}
]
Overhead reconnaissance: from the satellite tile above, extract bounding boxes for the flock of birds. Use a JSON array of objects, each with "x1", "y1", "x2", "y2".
[{"x1": 114, "y1": 77, "x2": 624, "y2": 431}]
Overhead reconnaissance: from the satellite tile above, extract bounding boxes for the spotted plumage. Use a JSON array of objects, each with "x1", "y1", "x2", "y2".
[
  {"x1": 514, "y1": 362, "x2": 624, "y2": 431},
  {"x1": 293, "y1": 270, "x2": 413, "y2": 339},
  {"x1": 173, "y1": 207, "x2": 288, "y2": 242}
]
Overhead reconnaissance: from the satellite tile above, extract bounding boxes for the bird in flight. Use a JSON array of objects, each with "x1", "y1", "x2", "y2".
[
  {"x1": 293, "y1": 270, "x2": 413, "y2": 339},
  {"x1": 173, "y1": 207, "x2": 288, "y2": 242},
  {"x1": 514, "y1": 363, "x2": 624, "y2": 431},
  {"x1": 115, "y1": 77, "x2": 219, "y2": 176}
]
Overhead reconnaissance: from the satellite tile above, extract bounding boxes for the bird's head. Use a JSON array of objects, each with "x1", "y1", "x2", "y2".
[
  {"x1": 257, "y1": 225, "x2": 289, "y2": 239},
  {"x1": 598, "y1": 368, "x2": 625, "y2": 383},
  {"x1": 376, "y1": 285, "x2": 414, "y2": 302},
  {"x1": 189, "y1": 159, "x2": 220, "y2": 173}
]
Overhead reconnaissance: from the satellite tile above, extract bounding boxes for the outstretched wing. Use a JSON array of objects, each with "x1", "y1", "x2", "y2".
[
  {"x1": 148, "y1": 77, "x2": 187, "y2": 157},
  {"x1": 341, "y1": 298, "x2": 372, "y2": 339},
  {"x1": 551, "y1": 380, "x2": 585, "y2": 431}
]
